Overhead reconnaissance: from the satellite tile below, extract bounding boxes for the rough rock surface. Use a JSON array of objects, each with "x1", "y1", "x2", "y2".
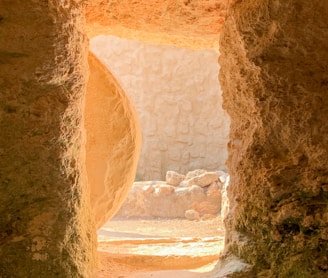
[
  {"x1": 207, "y1": 183, "x2": 223, "y2": 204},
  {"x1": 217, "y1": 0, "x2": 328, "y2": 276},
  {"x1": 185, "y1": 169, "x2": 208, "y2": 180},
  {"x1": 166, "y1": 171, "x2": 185, "y2": 186},
  {"x1": 191, "y1": 201, "x2": 221, "y2": 216},
  {"x1": 91, "y1": 36, "x2": 230, "y2": 180},
  {"x1": 114, "y1": 170, "x2": 226, "y2": 219},
  {"x1": 184, "y1": 172, "x2": 219, "y2": 188},
  {"x1": 0, "y1": 1, "x2": 96, "y2": 276},
  {"x1": 85, "y1": 52, "x2": 142, "y2": 229},
  {"x1": 114, "y1": 182, "x2": 204, "y2": 219},
  {"x1": 2, "y1": 0, "x2": 327, "y2": 277},
  {"x1": 85, "y1": 0, "x2": 228, "y2": 50}
]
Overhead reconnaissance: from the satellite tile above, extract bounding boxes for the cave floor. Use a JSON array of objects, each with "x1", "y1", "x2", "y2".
[{"x1": 94, "y1": 217, "x2": 225, "y2": 277}]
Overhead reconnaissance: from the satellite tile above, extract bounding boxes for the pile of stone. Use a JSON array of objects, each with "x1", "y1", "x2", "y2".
[
  {"x1": 114, "y1": 169, "x2": 229, "y2": 221},
  {"x1": 166, "y1": 169, "x2": 228, "y2": 220}
]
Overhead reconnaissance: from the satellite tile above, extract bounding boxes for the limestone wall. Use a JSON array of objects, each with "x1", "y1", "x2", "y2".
[
  {"x1": 217, "y1": 0, "x2": 328, "y2": 276},
  {"x1": 0, "y1": 1, "x2": 95, "y2": 276},
  {"x1": 90, "y1": 36, "x2": 230, "y2": 180}
]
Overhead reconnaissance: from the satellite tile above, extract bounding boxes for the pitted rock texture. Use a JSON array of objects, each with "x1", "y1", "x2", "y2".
[
  {"x1": 85, "y1": 0, "x2": 228, "y2": 50},
  {"x1": 91, "y1": 36, "x2": 230, "y2": 180},
  {"x1": 0, "y1": 1, "x2": 95, "y2": 277},
  {"x1": 85, "y1": 52, "x2": 142, "y2": 229},
  {"x1": 2, "y1": 0, "x2": 327, "y2": 277},
  {"x1": 218, "y1": 0, "x2": 328, "y2": 277}
]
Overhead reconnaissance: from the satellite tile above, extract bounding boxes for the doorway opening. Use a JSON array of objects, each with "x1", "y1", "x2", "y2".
[{"x1": 90, "y1": 35, "x2": 230, "y2": 277}]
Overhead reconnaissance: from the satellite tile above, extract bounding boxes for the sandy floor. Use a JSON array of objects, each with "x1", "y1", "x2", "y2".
[{"x1": 94, "y1": 217, "x2": 225, "y2": 278}]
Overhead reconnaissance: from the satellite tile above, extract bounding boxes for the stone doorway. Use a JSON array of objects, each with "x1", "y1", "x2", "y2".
[
  {"x1": 89, "y1": 36, "x2": 231, "y2": 276},
  {"x1": 90, "y1": 35, "x2": 230, "y2": 181},
  {"x1": 2, "y1": 1, "x2": 326, "y2": 277}
]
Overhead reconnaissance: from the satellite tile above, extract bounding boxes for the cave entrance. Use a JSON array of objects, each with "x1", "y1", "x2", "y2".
[{"x1": 90, "y1": 35, "x2": 230, "y2": 275}]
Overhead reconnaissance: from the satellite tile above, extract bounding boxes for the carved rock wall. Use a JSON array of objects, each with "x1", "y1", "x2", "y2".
[
  {"x1": 219, "y1": 0, "x2": 328, "y2": 276},
  {"x1": 91, "y1": 36, "x2": 230, "y2": 180},
  {"x1": 0, "y1": 1, "x2": 95, "y2": 276},
  {"x1": 2, "y1": 0, "x2": 327, "y2": 276},
  {"x1": 85, "y1": 0, "x2": 228, "y2": 50}
]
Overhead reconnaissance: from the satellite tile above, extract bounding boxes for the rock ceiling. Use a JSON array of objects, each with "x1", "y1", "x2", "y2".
[{"x1": 84, "y1": 0, "x2": 228, "y2": 50}]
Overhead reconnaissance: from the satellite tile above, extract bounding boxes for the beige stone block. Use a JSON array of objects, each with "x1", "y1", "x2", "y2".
[{"x1": 166, "y1": 171, "x2": 185, "y2": 186}]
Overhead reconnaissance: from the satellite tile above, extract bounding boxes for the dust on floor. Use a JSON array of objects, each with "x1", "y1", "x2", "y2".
[{"x1": 94, "y1": 217, "x2": 225, "y2": 277}]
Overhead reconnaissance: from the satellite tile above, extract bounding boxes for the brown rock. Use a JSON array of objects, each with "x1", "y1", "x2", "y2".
[
  {"x1": 1, "y1": 0, "x2": 327, "y2": 277},
  {"x1": 154, "y1": 184, "x2": 175, "y2": 196},
  {"x1": 206, "y1": 182, "x2": 222, "y2": 205},
  {"x1": 218, "y1": 0, "x2": 328, "y2": 276},
  {"x1": 143, "y1": 185, "x2": 155, "y2": 195},
  {"x1": 272, "y1": 201, "x2": 306, "y2": 225},
  {"x1": 185, "y1": 169, "x2": 207, "y2": 180},
  {"x1": 190, "y1": 185, "x2": 207, "y2": 202},
  {"x1": 191, "y1": 201, "x2": 220, "y2": 216},
  {"x1": 0, "y1": 1, "x2": 96, "y2": 276},
  {"x1": 185, "y1": 172, "x2": 219, "y2": 187},
  {"x1": 115, "y1": 183, "x2": 208, "y2": 219},
  {"x1": 166, "y1": 171, "x2": 185, "y2": 186},
  {"x1": 85, "y1": 0, "x2": 228, "y2": 50}
]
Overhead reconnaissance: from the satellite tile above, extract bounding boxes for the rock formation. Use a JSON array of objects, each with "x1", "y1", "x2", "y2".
[
  {"x1": 166, "y1": 171, "x2": 185, "y2": 186},
  {"x1": 0, "y1": 0, "x2": 327, "y2": 277},
  {"x1": 218, "y1": 0, "x2": 328, "y2": 276},
  {"x1": 0, "y1": 1, "x2": 95, "y2": 276},
  {"x1": 85, "y1": 0, "x2": 229, "y2": 50},
  {"x1": 114, "y1": 170, "x2": 226, "y2": 219}
]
